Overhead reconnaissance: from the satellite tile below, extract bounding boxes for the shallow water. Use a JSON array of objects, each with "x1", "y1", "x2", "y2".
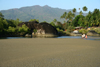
[
  {"x1": 56, "y1": 36, "x2": 100, "y2": 41},
  {"x1": 0, "y1": 37, "x2": 31, "y2": 39},
  {"x1": 0, "y1": 36, "x2": 100, "y2": 41}
]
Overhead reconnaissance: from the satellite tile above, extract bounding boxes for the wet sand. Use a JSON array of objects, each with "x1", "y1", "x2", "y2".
[{"x1": 0, "y1": 38, "x2": 100, "y2": 67}]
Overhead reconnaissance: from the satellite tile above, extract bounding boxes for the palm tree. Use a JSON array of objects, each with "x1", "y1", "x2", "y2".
[
  {"x1": 61, "y1": 11, "x2": 75, "y2": 26},
  {"x1": 92, "y1": 9, "x2": 100, "y2": 26},
  {"x1": 53, "y1": 19, "x2": 57, "y2": 25},
  {"x1": 98, "y1": 11, "x2": 100, "y2": 26},
  {"x1": 79, "y1": 8, "x2": 80, "y2": 10},
  {"x1": 88, "y1": 11, "x2": 92, "y2": 15},
  {"x1": 60, "y1": 12, "x2": 67, "y2": 19},
  {"x1": 85, "y1": 11, "x2": 92, "y2": 27},
  {"x1": 82, "y1": 6, "x2": 88, "y2": 12},
  {"x1": 73, "y1": 8, "x2": 76, "y2": 13},
  {"x1": 78, "y1": 17, "x2": 85, "y2": 27},
  {"x1": 67, "y1": 11, "x2": 74, "y2": 25},
  {"x1": 90, "y1": 16, "x2": 94, "y2": 26},
  {"x1": 60, "y1": 12, "x2": 68, "y2": 23},
  {"x1": 84, "y1": 17, "x2": 89, "y2": 27},
  {"x1": 79, "y1": 11, "x2": 83, "y2": 15},
  {"x1": 93, "y1": 9, "x2": 99, "y2": 14}
]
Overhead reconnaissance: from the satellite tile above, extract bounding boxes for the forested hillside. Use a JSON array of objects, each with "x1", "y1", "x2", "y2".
[
  {"x1": 0, "y1": 5, "x2": 86, "y2": 22},
  {"x1": 0, "y1": 6, "x2": 100, "y2": 37}
]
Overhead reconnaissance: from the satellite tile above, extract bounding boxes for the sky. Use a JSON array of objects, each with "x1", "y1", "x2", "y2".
[{"x1": 0, "y1": 0, "x2": 100, "y2": 12}]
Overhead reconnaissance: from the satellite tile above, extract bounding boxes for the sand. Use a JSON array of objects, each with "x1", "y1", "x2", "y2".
[{"x1": 0, "y1": 38, "x2": 100, "y2": 67}]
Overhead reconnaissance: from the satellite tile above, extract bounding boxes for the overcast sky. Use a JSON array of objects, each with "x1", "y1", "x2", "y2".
[{"x1": 0, "y1": 0, "x2": 100, "y2": 12}]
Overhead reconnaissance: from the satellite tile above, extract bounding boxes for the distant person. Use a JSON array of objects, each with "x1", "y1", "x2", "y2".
[
  {"x1": 85, "y1": 35, "x2": 87, "y2": 39},
  {"x1": 82, "y1": 34, "x2": 84, "y2": 38},
  {"x1": 82, "y1": 34, "x2": 85, "y2": 39}
]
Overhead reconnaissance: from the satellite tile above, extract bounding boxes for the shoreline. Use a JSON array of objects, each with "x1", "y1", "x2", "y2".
[{"x1": 0, "y1": 35, "x2": 100, "y2": 41}]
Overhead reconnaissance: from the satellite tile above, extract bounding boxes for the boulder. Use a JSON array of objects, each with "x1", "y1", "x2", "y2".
[
  {"x1": 87, "y1": 30, "x2": 99, "y2": 36},
  {"x1": 18, "y1": 21, "x2": 58, "y2": 37}
]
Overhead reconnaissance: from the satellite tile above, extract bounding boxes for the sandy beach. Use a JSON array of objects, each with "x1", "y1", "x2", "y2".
[{"x1": 0, "y1": 38, "x2": 100, "y2": 67}]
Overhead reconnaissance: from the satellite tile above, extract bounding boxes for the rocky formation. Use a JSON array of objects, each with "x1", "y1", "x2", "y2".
[
  {"x1": 18, "y1": 21, "x2": 58, "y2": 37},
  {"x1": 87, "y1": 30, "x2": 100, "y2": 36}
]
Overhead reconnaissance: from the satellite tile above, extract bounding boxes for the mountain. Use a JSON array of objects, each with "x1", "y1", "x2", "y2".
[{"x1": 0, "y1": 5, "x2": 87, "y2": 22}]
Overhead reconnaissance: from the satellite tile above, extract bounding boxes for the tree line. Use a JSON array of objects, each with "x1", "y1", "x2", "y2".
[
  {"x1": 0, "y1": 12, "x2": 30, "y2": 37},
  {"x1": 0, "y1": 6, "x2": 100, "y2": 37},
  {"x1": 50, "y1": 6, "x2": 100, "y2": 33}
]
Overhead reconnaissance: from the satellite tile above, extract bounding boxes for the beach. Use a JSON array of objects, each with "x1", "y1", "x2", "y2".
[{"x1": 0, "y1": 38, "x2": 100, "y2": 67}]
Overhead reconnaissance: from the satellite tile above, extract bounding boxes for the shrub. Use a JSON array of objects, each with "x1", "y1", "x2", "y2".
[
  {"x1": 33, "y1": 29, "x2": 37, "y2": 34},
  {"x1": 56, "y1": 28, "x2": 63, "y2": 32},
  {"x1": 79, "y1": 29, "x2": 88, "y2": 34},
  {"x1": 67, "y1": 26, "x2": 75, "y2": 32},
  {"x1": 90, "y1": 27, "x2": 100, "y2": 34},
  {"x1": 7, "y1": 26, "x2": 16, "y2": 33},
  {"x1": 56, "y1": 28, "x2": 66, "y2": 36},
  {"x1": 94, "y1": 28, "x2": 100, "y2": 34},
  {"x1": 18, "y1": 24, "x2": 29, "y2": 33}
]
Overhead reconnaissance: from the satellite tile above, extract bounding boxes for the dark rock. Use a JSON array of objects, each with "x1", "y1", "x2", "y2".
[
  {"x1": 88, "y1": 30, "x2": 98, "y2": 34},
  {"x1": 18, "y1": 21, "x2": 58, "y2": 36},
  {"x1": 18, "y1": 21, "x2": 39, "y2": 30},
  {"x1": 39, "y1": 22, "x2": 58, "y2": 35},
  {"x1": 87, "y1": 30, "x2": 100, "y2": 36}
]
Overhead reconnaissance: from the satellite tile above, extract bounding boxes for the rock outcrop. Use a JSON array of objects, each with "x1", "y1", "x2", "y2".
[
  {"x1": 87, "y1": 30, "x2": 100, "y2": 36},
  {"x1": 18, "y1": 21, "x2": 58, "y2": 37}
]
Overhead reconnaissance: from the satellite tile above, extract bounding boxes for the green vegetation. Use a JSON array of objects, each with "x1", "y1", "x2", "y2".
[
  {"x1": 67, "y1": 26, "x2": 75, "y2": 33},
  {"x1": 79, "y1": 29, "x2": 88, "y2": 34},
  {"x1": 90, "y1": 27, "x2": 100, "y2": 34},
  {"x1": 33, "y1": 29, "x2": 37, "y2": 34},
  {"x1": 0, "y1": 12, "x2": 29, "y2": 37},
  {"x1": 7, "y1": 26, "x2": 16, "y2": 33},
  {"x1": 18, "y1": 24, "x2": 29, "y2": 33},
  {"x1": 96, "y1": 28, "x2": 100, "y2": 34},
  {"x1": 29, "y1": 19, "x2": 39, "y2": 22},
  {"x1": 0, "y1": 6, "x2": 100, "y2": 37},
  {"x1": 0, "y1": 5, "x2": 68, "y2": 22},
  {"x1": 1, "y1": 5, "x2": 86, "y2": 22},
  {"x1": 50, "y1": 6, "x2": 100, "y2": 35}
]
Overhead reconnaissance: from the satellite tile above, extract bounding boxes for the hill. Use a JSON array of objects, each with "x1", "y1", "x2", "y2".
[{"x1": 0, "y1": 5, "x2": 87, "y2": 22}]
